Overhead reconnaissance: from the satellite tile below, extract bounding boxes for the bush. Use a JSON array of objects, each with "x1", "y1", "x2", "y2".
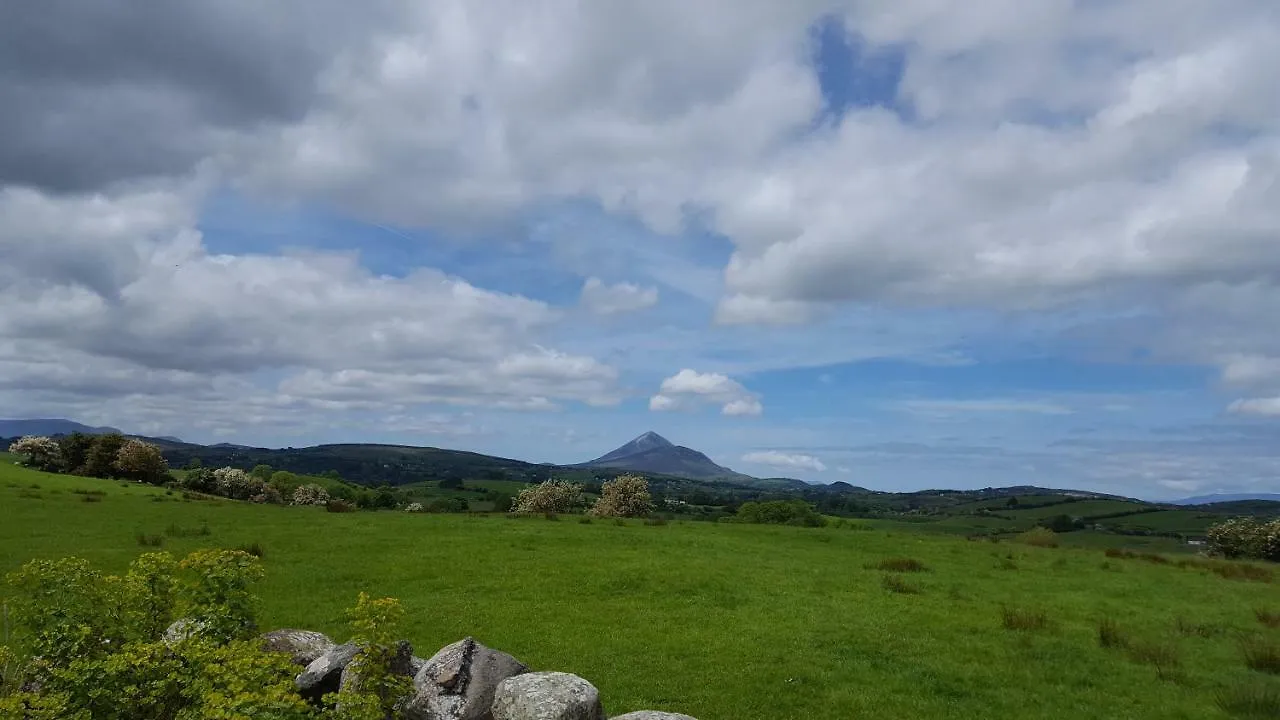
[
  {"x1": 589, "y1": 474, "x2": 654, "y2": 518},
  {"x1": 82, "y1": 433, "x2": 127, "y2": 478},
  {"x1": 1207, "y1": 518, "x2": 1280, "y2": 562},
  {"x1": 7, "y1": 436, "x2": 62, "y2": 472},
  {"x1": 512, "y1": 480, "x2": 583, "y2": 514},
  {"x1": 734, "y1": 499, "x2": 826, "y2": 527},
  {"x1": 291, "y1": 484, "x2": 331, "y2": 507},
  {"x1": 403, "y1": 502, "x2": 425, "y2": 513},
  {"x1": 326, "y1": 499, "x2": 357, "y2": 513},
  {"x1": 114, "y1": 439, "x2": 169, "y2": 485},
  {"x1": 1016, "y1": 527, "x2": 1059, "y2": 548}
]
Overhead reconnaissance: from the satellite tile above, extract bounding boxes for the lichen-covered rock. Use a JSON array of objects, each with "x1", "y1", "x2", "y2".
[
  {"x1": 609, "y1": 707, "x2": 701, "y2": 712},
  {"x1": 403, "y1": 637, "x2": 529, "y2": 720},
  {"x1": 260, "y1": 629, "x2": 335, "y2": 666},
  {"x1": 162, "y1": 618, "x2": 208, "y2": 646},
  {"x1": 295, "y1": 643, "x2": 361, "y2": 702},
  {"x1": 338, "y1": 640, "x2": 415, "y2": 693},
  {"x1": 491, "y1": 672, "x2": 604, "y2": 720}
]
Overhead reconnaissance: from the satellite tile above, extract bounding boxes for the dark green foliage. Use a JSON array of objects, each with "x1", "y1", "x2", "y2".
[
  {"x1": 136, "y1": 533, "x2": 163, "y2": 548},
  {"x1": 1256, "y1": 608, "x2": 1280, "y2": 629},
  {"x1": 325, "y1": 499, "x2": 357, "y2": 513},
  {"x1": 56, "y1": 433, "x2": 95, "y2": 475},
  {"x1": 81, "y1": 433, "x2": 126, "y2": 478},
  {"x1": 438, "y1": 477, "x2": 464, "y2": 490},
  {"x1": 235, "y1": 541, "x2": 266, "y2": 558},
  {"x1": 734, "y1": 499, "x2": 826, "y2": 527},
  {"x1": 425, "y1": 497, "x2": 468, "y2": 513}
]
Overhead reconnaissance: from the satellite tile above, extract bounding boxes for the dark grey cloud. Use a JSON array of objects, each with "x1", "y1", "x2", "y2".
[{"x1": 0, "y1": 0, "x2": 394, "y2": 191}]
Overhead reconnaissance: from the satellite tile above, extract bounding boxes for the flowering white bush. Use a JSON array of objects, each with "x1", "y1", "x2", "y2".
[
  {"x1": 114, "y1": 439, "x2": 168, "y2": 484},
  {"x1": 212, "y1": 467, "x2": 257, "y2": 500},
  {"x1": 290, "y1": 483, "x2": 331, "y2": 506},
  {"x1": 8, "y1": 436, "x2": 62, "y2": 472},
  {"x1": 403, "y1": 502, "x2": 424, "y2": 513},
  {"x1": 1207, "y1": 517, "x2": 1280, "y2": 562},
  {"x1": 589, "y1": 474, "x2": 653, "y2": 518},
  {"x1": 512, "y1": 479, "x2": 583, "y2": 514}
]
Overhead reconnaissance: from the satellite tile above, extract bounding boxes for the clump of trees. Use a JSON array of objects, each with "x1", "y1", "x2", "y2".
[
  {"x1": 1206, "y1": 518, "x2": 1280, "y2": 562},
  {"x1": 731, "y1": 499, "x2": 826, "y2": 527},
  {"x1": 9, "y1": 433, "x2": 170, "y2": 485},
  {"x1": 589, "y1": 474, "x2": 653, "y2": 518},
  {"x1": 0, "y1": 550, "x2": 409, "y2": 719},
  {"x1": 512, "y1": 479, "x2": 584, "y2": 514}
]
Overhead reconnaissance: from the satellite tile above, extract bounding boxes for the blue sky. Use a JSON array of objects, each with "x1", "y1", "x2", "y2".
[{"x1": 3, "y1": 2, "x2": 1280, "y2": 501}]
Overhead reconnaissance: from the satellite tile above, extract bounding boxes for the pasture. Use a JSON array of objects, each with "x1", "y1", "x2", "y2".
[{"x1": 1, "y1": 460, "x2": 1277, "y2": 719}]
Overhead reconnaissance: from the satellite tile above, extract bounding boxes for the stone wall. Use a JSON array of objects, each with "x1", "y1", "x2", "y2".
[{"x1": 261, "y1": 627, "x2": 698, "y2": 720}]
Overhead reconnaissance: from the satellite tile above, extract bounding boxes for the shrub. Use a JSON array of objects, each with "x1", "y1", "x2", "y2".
[
  {"x1": 1243, "y1": 636, "x2": 1280, "y2": 675},
  {"x1": 7, "y1": 436, "x2": 62, "y2": 472},
  {"x1": 82, "y1": 433, "x2": 127, "y2": 478},
  {"x1": 1001, "y1": 607, "x2": 1049, "y2": 631},
  {"x1": 1098, "y1": 618, "x2": 1128, "y2": 649},
  {"x1": 868, "y1": 557, "x2": 928, "y2": 573},
  {"x1": 113, "y1": 439, "x2": 169, "y2": 485},
  {"x1": 881, "y1": 574, "x2": 922, "y2": 594},
  {"x1": 291, "y1": 484, "x2": 331, "y2": 507},
  {"x1": 328, "y1": 593, "x2": 414, "y2": 717},
  {"x1": 212, "y1": 467, "x2": 265, "y2": 501},
  {"x1": 734, "y1": 499, "x2": 826, "y2": 527},
  {"x1": 326, "y1": 499, "x2": 357, "y2": 513},
  {"x1": 589, "y1": 474, "x2": 654, "y2": 518},
  {"x1": 403, "y1": 502, "x2": 425, "y2": 513},
  {"x1": 1208, "y1": 518, "x2": 1280, "y2": 562},
  {"x1": 136, "y1": 533, "x2": 164, "y2": 548},
  {"x1": 1016, "y1": 527, "x2": 1058, "y2": 548},
  {"x1": 512, "y1": 480, "x2": 583, "y2": 514}
]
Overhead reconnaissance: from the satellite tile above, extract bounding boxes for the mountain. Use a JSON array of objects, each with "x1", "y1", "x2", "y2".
[
  {"x1": 0, "y1": 419, "x2": 122, "y2": 437},
  {"x1": 583, "y1": 432, "x2": 750, "y2": 481},
  {"x1": 1175, "y1": 493, "x2": 1280, "y2": 505}
]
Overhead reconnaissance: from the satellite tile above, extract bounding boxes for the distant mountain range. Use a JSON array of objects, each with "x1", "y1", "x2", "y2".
[
  {"x1": 1175, "y1": 493, "x2": 1280, "y2": 505},
  {"x1": 0, "y1": 419, "x2": 122, "y2": 437},
  {"x1": 581, "y1": 431, "x2": 754, "y2": 481}
]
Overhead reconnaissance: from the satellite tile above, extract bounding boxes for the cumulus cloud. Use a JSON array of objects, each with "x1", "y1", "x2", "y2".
[
  {"x1": 579, "y1": 277, "x2": 658, "y2": 315},
  {"x1": 742, "y1": 450, "x2": 826, "y2": 473},
  {"x1": 649, "y1": 369, "x2": 763, "y2": 416}
]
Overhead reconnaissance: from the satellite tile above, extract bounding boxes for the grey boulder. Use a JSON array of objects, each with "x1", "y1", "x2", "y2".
[
  {"x1": 403, "y1": 637, "x2": 529, "y2": 720},
  {"x1": 296, "y1": 643, "x2": 361, "y2": 702},
  {"x1": 491, "y1": 672, "x2": 604, "y2": 720},
  {"x1": 611, "y1": 714, "x2": 698, "y2": 720},
  {"x1": 261, "y1": 629, "x2": 335, "y2": 666},
  {"x1": 609, "y1": 707, "x2": 701, "y2": 712}
]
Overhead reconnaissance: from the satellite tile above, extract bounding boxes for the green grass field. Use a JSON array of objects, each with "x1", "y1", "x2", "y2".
[{"x1": 2, "y1": 460, "x2": 1278, "y2": 719}]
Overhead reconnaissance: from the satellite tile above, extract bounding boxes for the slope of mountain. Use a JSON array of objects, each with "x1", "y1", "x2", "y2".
[
  {"x1": 583, "y1": 432, "x2": 751, "y2": 481},
  {"x1": 0, "y1": 419, "x2": 122, "y2": 437},
  {"x1": 1175, "y1": 493, "x2": 1280, "y2": 505}
]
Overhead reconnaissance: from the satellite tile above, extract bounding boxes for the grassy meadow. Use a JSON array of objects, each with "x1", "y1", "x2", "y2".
[{"x1": 2, "y1": 459, "x2": 1278, "y2": 719}]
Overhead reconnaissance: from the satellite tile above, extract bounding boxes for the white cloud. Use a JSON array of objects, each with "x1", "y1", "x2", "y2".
[
  {"x1": 897, "y1": 399, "x2": 1075, "y2": 417},
  {"x1": 579, "y1": 277, "x2": 658, "y2": 315},
  {"x1": 649, "y1": 368, "x2": 763, "y2": 416},
  {"x1": 1227, "y1": 397, "x2": 1280, "y2": 416},
  {"x1": 742, "y1": 450, "x2": 826, "y2": 472}
]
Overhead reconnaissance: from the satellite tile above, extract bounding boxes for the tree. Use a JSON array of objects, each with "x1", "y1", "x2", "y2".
[
  {"x1": 183, "y1": 457, "x2": 204, "y2": 471},
  {"x1": 512, "y1": 480, "x2": 583, "y2": 514},
  {"x1": 8, "y1": 436, "x2": 62, "y2": 472},
  {"x1": 589, "y1": 474, "x2": 654, "y2": 518},
  {"x1": 438, "y1": 477, "x2": 464, "y2": 490},
  {"x1": 290, "y1": 484, "x2": 331, "y2": 506},
  {"x1": 57, "y1": 432, "x2": 95, "y2": 474},
  {"x1": 734, "y1": 499, "x2": 826, "y2": 527},
  {"x1": 114, "y1": 439, "x2": 169, "y2": 485},
  {"x1": 250, "y1": 464, "x2": 274, "y2": 481},
  {"x1": 82, "y1": 433, "x2": 127, "y2": 478}
]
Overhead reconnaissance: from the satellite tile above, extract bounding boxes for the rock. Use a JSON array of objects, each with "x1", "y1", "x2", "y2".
[
  {"x1": 162, "y1": 618, "x2": 208, "y2": 646},
  {"x1": 403, "y1": 637, "x2": 529, "y2": 720},
  {"x1": 296, "y1": 643, "x2": 361, "y2": 702},
  {"x1": 332, "y1": 640, "x2": 416, "y2": 712},
  {"x1": 491, "y1": 672, "x2": 604, "y2": 720},
  {"x1": 410, "y1": 655, "x2": 428, "y2": 677},
  {"x1": 609, "y1": 707, "x2": 701, "y2": 712},
  {"x1": 261, "y1": 629, "x2": 335, "y2": 667}
]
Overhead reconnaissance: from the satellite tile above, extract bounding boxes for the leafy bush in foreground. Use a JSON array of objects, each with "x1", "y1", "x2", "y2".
[{"x1": 0, "y1": 550, "x2": 406, "y2": 720}]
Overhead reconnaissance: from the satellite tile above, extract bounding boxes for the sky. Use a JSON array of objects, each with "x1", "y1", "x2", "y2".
[{"x1": 2, "y1": 1, "x2": 1280, "y2": 501}]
